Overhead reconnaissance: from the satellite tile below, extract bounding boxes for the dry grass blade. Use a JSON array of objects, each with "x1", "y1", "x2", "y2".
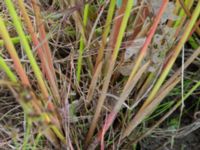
[
  {"x1": 31, "y1": 0, "x2": 56, "y2": 76},
  {"x1": 121, "y1": 77, "x2": 180, "y2": 139},
  {"x1": 30, "y1": 0, "x2": 60, "y2": 103},
  {"x1": 159, "y1": 47, "x2": 200, "y2": 93},
  {"x1": 99, "y1": 61, "x2": 150, "y2": 148},
  {"x1": 86, "y1": 0, "x2": 116, "y2": 104},
  {"x1": 126, "y1": 0, "x2": 169, "y2": 83},
  {"x1": 18, "y1": 0, "x2": 60, "y2": 103},
  {"x1": 0, "y1": 56, "x2": 17, "y2": 82},
  {"x1": 0, "y1": 16, "x2": 30, "y2": 86},
  {"x1": 5, "y1": 0, "x2": 50, "y2": 99},
  {"x1": 86, "y1": 61, "x2": 103, "y2": 105},
  {"x1": 85, "y1": 0, "x2": 134, "y2": 145},
  {"x1": 0, "y1": 0, "x2": 199, "y2": 149},
  {"x1": 129, "y1": 65, "x2": 200, "y2": 145},
  {"x1": 122, "y1": 1, "x2": 200, "y2": 137}
]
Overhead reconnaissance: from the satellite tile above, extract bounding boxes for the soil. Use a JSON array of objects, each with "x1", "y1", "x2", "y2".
[{"x1": 141, "y1": 128, "x2": 200, "y2": 150}]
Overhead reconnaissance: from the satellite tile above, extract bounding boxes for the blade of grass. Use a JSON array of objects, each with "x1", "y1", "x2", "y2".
[
  {"x1": 159, "y1": 47, "x2": 200, "y2": 93},
  {"x1": 5, "y1": 0, "x2": 49, "y2": 99},
  {"x1": 173, "y1": 0, "x2": 194, "y2": 38},
  {"x1": 76, "y1": 3, "x2": 90, "y2": 82},
  {"x1": 178, "y1": 0, "x2": 200, "y2": 36},
  {"x1": 85, "y1": 0, "x2": 134, "y2": 145},
  {"x1": 174, "y1": 0, "x2": 192, "y2": 27},
  {"x1": 32, "y1": 132, "x2": 42, "y2": 150},
  {"x1": 86, "y1": 61, "x2": 103, "y2": 104},
  {"x1": 0, "y1": 16, "x2": 30, "y2": 86},
  {"x1": 0, "y1": 35, "x2": 30, "y2": 46},
  {"x1": 0, "y1": 63, "x2": 62, "y2": 147},
  {"x1": 86, "y1": 0, "x2": 116, "y2": 104},
  {"x1": 7, "y1": 83, "x2": 61, "y2": 147},
  {"x1": 142, "y1": 1, "x2": 200, "y2": 109},
  {"x1": 103, "y1": 0, "x2": 127, "y2": 74},
  {"x1": 130, "y1": 78, "x2": 200, "y2": 146},
  {"x1": 69, "y1": 0, "x2": 87, "y2": 43},
  {"x1": 5, "y1": 2, "x2": 64, "y2": 138},
  {"x1": 188, "y1": 36, "x2": 199, "y2": 49},
  {"x1": 135, "y1": 72, "x2": 155, "y2": 102},
  {"x1": 0, "y1": 55, "x2": 18, "y2": 82},
  {"x1": 126, "y1": 0, "x2": 169, "y2": 84},
  {"x1": 18, "y1": 0, "x2": 61, "y2": 103},
  {"x1": 31, "y1": 0, "x2": 57, "y2": 79},
  {"x1": 133, "y1": 47, "x2": 200, "y2": 115},
  {"x1": 21, "y1": 94, "x2": 65, "y2": 146},
  {"x1": 123, "y1": 1, "x2": 200, "y2": 138},
  {"x1": 22, "y1": 116, "x2": 32, "y2": 150},
  {"x1": 99, "y1": 61, "x2": 150, "y2": 149},
  {"x1": 130, "y1": 0, "x2": 149, "y2": 40},
  {"x1": 122, "y1": 77, "x2": 180, "y2": 139}
]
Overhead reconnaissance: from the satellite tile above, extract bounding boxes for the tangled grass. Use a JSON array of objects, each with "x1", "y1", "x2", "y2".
[{"x1": 0, "y1": 0, "x2": 200, "y2": 149}]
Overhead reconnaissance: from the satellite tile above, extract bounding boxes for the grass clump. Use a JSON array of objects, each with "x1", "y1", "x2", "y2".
[{"x1": 0, "y1": 0, "x2": 199, "y2": 149}]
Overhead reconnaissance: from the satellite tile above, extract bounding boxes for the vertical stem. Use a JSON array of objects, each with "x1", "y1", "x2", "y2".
[
  {"x1": 5, "y1": 0, "x2": 49, "y2": 99},
  {"x1": 76, "y1": 4, "x2": 89, "y2": 82},
  {"x1": 123, "y1": 0, "x2": 200, "y2": 138},
  {"x1": 18, "y1": 0, "x2": 61, "y2": 103},
  {"x1": 85, "y1": 0, "x2": 134, "y2": 145},
  {"x1": 0, "y1": 16, "x2": 30, "y2": 86}
]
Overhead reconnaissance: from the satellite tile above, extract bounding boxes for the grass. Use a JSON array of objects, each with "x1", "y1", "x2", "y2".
[
  {"x1": 0, "y1": 0, "x2": 199, "y2": 149},
  {"x1": 76, "y1": 3, "x2": 90, "y2": 82},
  {"x1": 5, "y1": 0, "x2": 49, "y2": 98},
  {"x1": 0, "y1": 35, "x2": 30, "y2": 46},
  {"x1": 0, "y1": 55, "x2": 17, "y2": 82},
  {"x1": 86, "y1": 0, "x2": 134, "y2": 145},
  {"x1": 122, "y1": 0, "x2": 200, "y2": 139}
]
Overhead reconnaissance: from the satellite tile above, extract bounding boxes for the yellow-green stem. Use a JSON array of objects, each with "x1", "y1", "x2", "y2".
[
  {"x1": 76, "y1": 4, "x2": 89, "y2": 82},
  {"x1": 0, "y1": 35, "x2": 30, "y2": 46},
  {"x1": 86, "y1": 0, "x2": 133, "y2": 144},
  {"x1": 0, "y1": 56, "x2": 17, "y2": 82},
  {"x1": 142, "y1": 0, "x2": 200, "y2": 108},
  {"x1": 0, "y1": 16, "x2": 30, "y2": 86},
  {"x1": 5, "y1": 0, "x2": 49, "y2": 99}
]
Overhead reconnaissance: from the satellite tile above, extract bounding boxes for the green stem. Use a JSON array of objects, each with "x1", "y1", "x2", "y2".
[
  {"x1": 86, "y1": 0, "x2": 116, "y2": 105},
  {"x1": 0, "y1": 16, "x2": 30, "y2": 86},
  {"x1": 32, "y1": 133, "x2": 42, "y2": 150},
  {"x1": 174, "y1": 0, "x2": 192, "y2": 27},
  {"x1": 0, "y1": 56, "x2": 17, "y2": 82},
  {"x1": 143, "y1": 0, "x2": 200, "y2": 108},
  {"x1": 188, "y1": 36, "x2": 199, "y2": 49},
  {"x1": 22, "y1": 116, "x2": 32, "y2": 150},
  {"x1": 122, "y1": 0, "x2": 200, "y2": 139},
  {"x1": 86, "y1": 0, "x2": 133, "y2": 144},
  {"x1": 0, "y1": 35, "x2": 30, "y2": 46},
  {"x1": 5, "y1": 0, "x2": 49, "y2": 99},
  {"x1": 76, "y1": 4, "x2": 89, "y2": 82}
]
